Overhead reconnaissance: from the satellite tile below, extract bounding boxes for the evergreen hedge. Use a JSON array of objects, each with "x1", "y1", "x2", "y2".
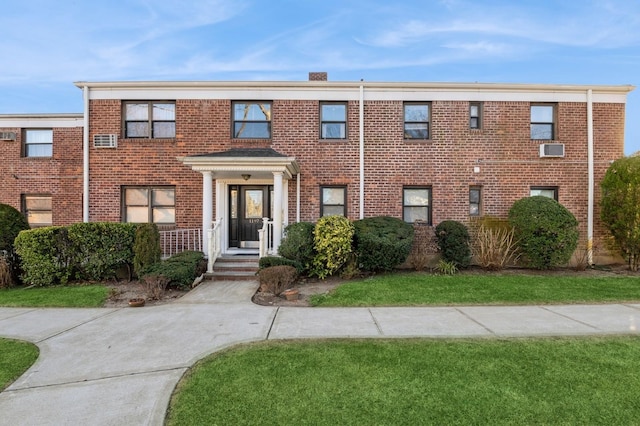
[
  {"x1": 353, "y1": 216, "x2": 414, "y2": 272},
  {"x1": 435, "y1": 220, "x2": 471, "y2": 268},
  {"x1": 509, "y1": 196, "x2": 578, "y2": 269}
]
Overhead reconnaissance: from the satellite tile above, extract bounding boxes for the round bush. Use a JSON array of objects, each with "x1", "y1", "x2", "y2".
[
  {"x1": 353, "y1": 216, "x2": 414, "y2": 272},
  {"x1": 0, "y1": 203, "x2": 30, "y2": 253},
  {"x1": 435, "y1": 220, "x2": 471, "y2": 268},
  {"x1": 312, "y1": 215, "x2": 354, "y2": 279},
  {"x1": 508, "y1": 196, "x2": 578, "y2": 269},
  {"x1": 278, "y1": 222, "x2": 315, "y2": 273}
]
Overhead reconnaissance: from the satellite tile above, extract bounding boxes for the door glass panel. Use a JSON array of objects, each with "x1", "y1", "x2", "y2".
[
  {"x1": 231, "y1": 189, "x2": 238, "y2": 219},
  {"x1": 245, "y1": 190, "x2": 263, "y2": 218}
]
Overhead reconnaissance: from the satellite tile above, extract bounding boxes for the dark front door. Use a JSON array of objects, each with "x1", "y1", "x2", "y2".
[{"x1": 229, "y1": 185, "x2": 272, "y2": 248}]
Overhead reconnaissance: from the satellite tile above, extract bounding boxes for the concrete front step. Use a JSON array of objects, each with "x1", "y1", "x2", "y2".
[{"x1": 207, "y1": 256, "x2": 259, "y2": 281}]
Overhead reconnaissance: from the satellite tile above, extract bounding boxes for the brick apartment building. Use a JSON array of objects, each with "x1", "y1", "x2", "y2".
[{"x1": 0, "y1": 73, "x2": 634, "y2": 263}]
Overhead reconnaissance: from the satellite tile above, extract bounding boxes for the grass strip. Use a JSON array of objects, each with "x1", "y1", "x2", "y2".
[
  {"x1": 0, "y1": 285, "x2": 110, "y2": 308},
  {"x1": 311, "y1": 273, "x2": 640, "y2": 306},
  {"x1": 0, "y1": 338, "x2": 39, "y2": 391},
  {"x1": 167, "y1": 337, "x2": 640, "y2": 425}
]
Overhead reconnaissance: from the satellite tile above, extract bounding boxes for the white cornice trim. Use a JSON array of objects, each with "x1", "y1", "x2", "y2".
[
  {"x1": 77, "y1": 81, "x2": 634, "y2": 104},
  {"x1": 0, "y1": 114, "x2": 84, "y2": 128}
]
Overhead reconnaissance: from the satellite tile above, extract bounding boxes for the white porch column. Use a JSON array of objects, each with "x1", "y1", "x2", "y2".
[
  {"x1": 202, "y1": 171, "x2": 213, "y2": 256},
  {"x1": 273, "y1": 171, "x2": 284, "y2": 252}
]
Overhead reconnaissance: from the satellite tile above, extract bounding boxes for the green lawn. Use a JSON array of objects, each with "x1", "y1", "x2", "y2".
[
  {"x1": 0, "y1": 285, "x2": 110, "y2": 308},
  {"x1": 167, "y1": 337, "x2": 640, "y2": 425},
  {"x1": 311, "y1": 273, "x2": 640, "y2": 306},
  {"x1": 0, "y1": 338, "x2": 39, "y2": 391}
]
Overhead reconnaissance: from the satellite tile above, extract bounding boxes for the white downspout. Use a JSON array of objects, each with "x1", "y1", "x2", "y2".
[
  {"x1": 296, "y1": 173, "x2": 300, "y2": 223},
  {"x1": 359, "y1": 83, "x2": 365, "y2": 219},
  {"x1": 82, "y1": 86, "x2": 90, "y2": 222},
  {"x1": 587, "y1": 89, "x2": 594, "y2": 265}
]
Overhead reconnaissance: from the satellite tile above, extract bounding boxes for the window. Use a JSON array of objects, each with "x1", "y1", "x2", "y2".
[
  {"x1": 22, "y1": 195, "x2": 52, "y2": 227},
  {"x1": 124, "y1": 102, "x2": 175, "y2": 138},
  {"x1": 530, "y1": 104, "x2": 555, "y2": 140},
  {"x1": 321, "y1": 186, "x2": 346, "y2": 217},
  {"x1": 530, "y1": 186, "x2": 558, "y2": 201},
  {"x1": 470, "y1": 102, "x2": 482, "y2": 129},
  {"x1": 233, "y1": 102, "x2": 272, "y2": 139},
  {"x1": 320, "y1": 102, "x2": 347, "y2": 139},
  {"x1": 403, "y1": 187, "x2": 431, "y2": 224},
  {"x1": 24, "y1": 129, "x2": 53, "y2": 157},
  {"x1": 404, "y1": 103, "x2": 430, "y2": 139},
  {"x1": 469, "y1": 187, "x2": 481, "y2": 216},
  {"x1": 123, "y1": 187, "x2": 175, "y2": 223}
]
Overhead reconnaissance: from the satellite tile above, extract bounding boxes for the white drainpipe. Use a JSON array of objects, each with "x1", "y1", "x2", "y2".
[
  {"x1": 296, "y1": 172, "x2": 300, "y2": 223},
  {"x1": 587, "y1": 89, "x2": 594, "y2": 265},
  {"x1": 359, "y1": 84, "x2": 365, "y2": 219},
  {"x1": 82, "y1": 86, "x2": 90, "y2": 222}
]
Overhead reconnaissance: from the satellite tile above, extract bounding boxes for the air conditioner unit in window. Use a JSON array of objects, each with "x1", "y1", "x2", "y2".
[
  {"x1": 0, "y1": 131, "x2": 17, "y2": 141},
  {"x1": 539, "y1": 143, "x2": 564, "y2": 158},
  {"x1": 93, "y1": 134, "x2": 118, "y2": 148}
]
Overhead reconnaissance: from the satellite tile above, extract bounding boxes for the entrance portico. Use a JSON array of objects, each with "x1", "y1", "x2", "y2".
[{"x1": 178, "y1": 148, "x2": 299, "y2": 262}]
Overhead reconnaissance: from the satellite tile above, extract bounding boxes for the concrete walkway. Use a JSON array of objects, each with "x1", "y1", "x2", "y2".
[{"x1": 1, "y1": 280, "x2": 640, "y2": 425}]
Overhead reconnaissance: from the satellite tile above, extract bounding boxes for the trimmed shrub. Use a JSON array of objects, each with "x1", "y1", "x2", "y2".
[
  {"x1": 67, "y1": 223, "x2": 138, "y2": 281},
  {"x1": 14, "y1": 227, "x2": 71, "y2": 286},
  {"x1": 133, "y1": 223, "x2": 161, "y2": 277},
  {"x1": 353, "y1": 216, "x2": 414, "y2": 272},
  {"x1": 435, "y1": 220, "x2": 471, "y2": 268},
  {"x1": 278, "y1": 222, "x2": 315, "y2": 273},
  {"x1": 259, "y1": 256, "x2": 303, "y2": 273},
  {"x1": 141, "y1": 250, "x2": 205, "y2": 290},
  {"x1": 14, "y1": 222, "x2": 139, "y2": 286},
  {"x1": 258, "y1": 265, "x2": 298, "y2": 296},
  {"x1": 509, "y1": 196, "x2": 579, "y2": 269},
  {"x1": 311, "y1": 215, "x2": 355, "y2": 279},
  {"x1": 600, "y1": 156, "x2": 640, "y2": 270},
  {"x1": 469, "y1": 216, "x2": 520, "y2": 270},
  {"x1": 0, "y1": 203, "x2": 30, "y2": 253}
]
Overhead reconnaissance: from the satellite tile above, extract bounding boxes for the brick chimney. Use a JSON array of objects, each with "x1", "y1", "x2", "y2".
[{"x1": 309, "y1": 72, "x2": 328, "y2": 81}]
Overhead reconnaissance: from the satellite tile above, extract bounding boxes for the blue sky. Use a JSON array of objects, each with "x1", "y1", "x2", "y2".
[{"x1": 1, "y1": 0, "x2": 638, "y2": 154}]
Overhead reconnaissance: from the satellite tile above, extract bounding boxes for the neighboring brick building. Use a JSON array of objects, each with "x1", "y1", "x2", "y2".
[
  {"x1": 0, "y1": 114, "x2": 84, "y2": 227},
  {"x1": 0, "y1": 74, "x2": 634, "y2": 263}
]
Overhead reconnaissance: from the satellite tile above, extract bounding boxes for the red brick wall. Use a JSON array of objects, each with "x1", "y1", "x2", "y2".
[
  {"x1": 85, "y1": 98, "x2": 625, "y2": 240},
  {"x1": 0, "y1": 126, "x2": 83, "y2": 225}
]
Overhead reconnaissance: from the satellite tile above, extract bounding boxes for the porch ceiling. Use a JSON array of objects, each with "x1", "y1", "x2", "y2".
[{"x1": 177, "y1": 148, "x2": 300, "y2": 179}]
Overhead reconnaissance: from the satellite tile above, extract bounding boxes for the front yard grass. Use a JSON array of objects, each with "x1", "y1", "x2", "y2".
[
  {"x1": 310, "y1": 273, "x2": 640, "y2": 306},
  {"x1": 0, "y1": 285, "x2": 110, "y2": 308},
  {"x1": 167, "y1": 337, "x2": 640, "y2": 425},
  {"x1": 0, "y1": 338, "x2": 39, "y2": 391}
]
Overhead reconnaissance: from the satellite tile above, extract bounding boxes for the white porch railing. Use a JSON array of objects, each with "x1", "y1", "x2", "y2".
[
  {"x1": 258, "y1": 217, "x2": 275, "y2": 258},
  {"x1": 159, "y1": 228, "x2": 202, "y2": 259},
  {"x1": 207, "y1": 218, "x2": 223, "y2": 273}
]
